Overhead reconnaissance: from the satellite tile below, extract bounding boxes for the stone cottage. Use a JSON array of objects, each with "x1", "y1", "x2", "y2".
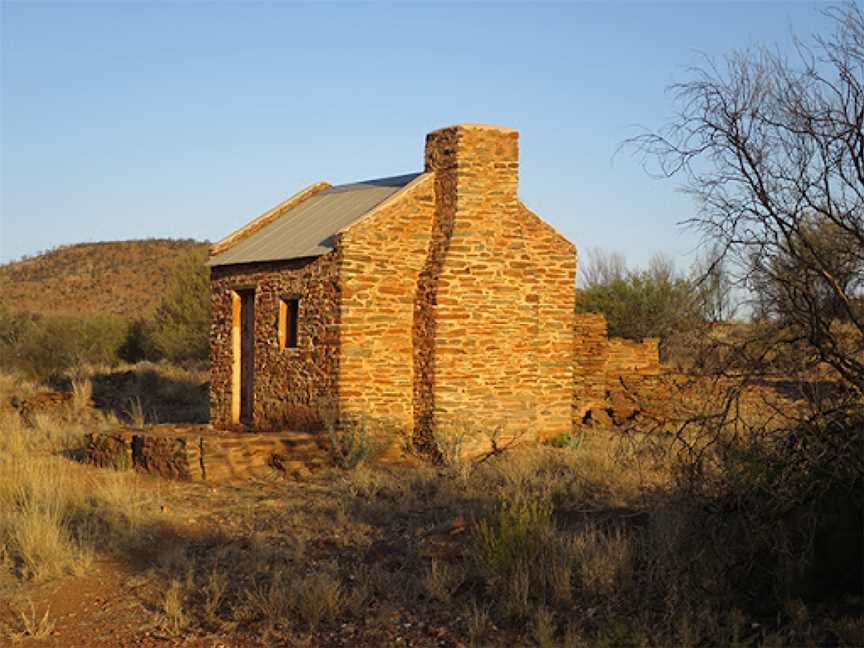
[{"x1": 208, "y1": 123, "x2": 658, "y2": 446}]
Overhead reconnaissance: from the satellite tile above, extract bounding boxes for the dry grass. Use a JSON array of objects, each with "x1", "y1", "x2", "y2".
[
  {"x1": 126, "y1": 395, "x2": 147, "y2": 428},
  {"x1": 12, "y1": 598, "x2": 55, "y2": 641},
  {"x1": 571, "y1": 525, "x2": 633, "y2": 595},
  {"x1": 467, "y1": 600, "x2": 492, "y2": 647},
  {"x1": 291, "y1": 571, "x2": 343, "y2": 630},
  {"x1": 202, "y1": 566, "x2": 228, "y2": 624},
  {"x1": 140, "y1": 434, "x2": 698, "y2": 644},
  {"x1": 532, "y1": 607, "x2": 557, "y2": 648},
  {"x1": 423, "y1": 559, "x2": 462, "y2": 604},
  {"x1": 0, "y1": 366, "x2": 859, "y2": 646},
  {"x1": 0, "y1": 384, "x2": 156, "y2": 581},
  {"x1": 0, "y1": 457, "x2": 89, "y2": 580},
  {"x1": 160, "y1": 578, "x2": 186, "y2": 635},
  {"x1": 0, "y1": 451, "x2": 153, "y2": 580},
  {"x1": 237, "y1": 566, "x2": 344, "y2": 634},
  {"x1": 70, "y1": 377, "x2": 92, "y2": 413}
]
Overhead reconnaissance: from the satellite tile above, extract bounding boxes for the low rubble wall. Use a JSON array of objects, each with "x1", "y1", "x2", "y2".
[
  {"x1": 573, "y1": 311, "x2": 662, "y2": 426},
  {"x1": 84, "y1": 424, "x2": 331, "y2": 481}
]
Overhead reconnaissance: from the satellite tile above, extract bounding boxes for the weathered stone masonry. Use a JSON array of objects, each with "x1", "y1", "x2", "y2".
[
  {"x1": 337, "y1": 175, "x2": 436, "y2": 433},
  {"x1": 415, "y1": 126, "x2": 576, "y2": 444},
  {"x1": 210, "y1": 254, "x2": 340, "y2": 430},
  {"x1": 572, "y1": 312, "x2": 660, "y2": 424},
  {"x1": 208, "y1": 123, "x2": 660, "y2": 447}
]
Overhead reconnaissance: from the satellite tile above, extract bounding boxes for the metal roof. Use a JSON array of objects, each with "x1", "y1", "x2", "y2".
[{"x1": 208, "y1": 173, "x2": 420, "y2": 267}]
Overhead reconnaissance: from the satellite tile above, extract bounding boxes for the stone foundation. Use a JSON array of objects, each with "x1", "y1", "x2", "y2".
[
  {"x1": 84, "y1": 425, "x2": 333, "y2": 482},
  {"x1": 85, "y1": 431, "x2": 134, "y2": 470}
]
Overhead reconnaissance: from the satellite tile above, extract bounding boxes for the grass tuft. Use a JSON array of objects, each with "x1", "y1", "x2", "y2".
[{"x1": 15, "y1": 599, "x2": 55, "y2": 640}]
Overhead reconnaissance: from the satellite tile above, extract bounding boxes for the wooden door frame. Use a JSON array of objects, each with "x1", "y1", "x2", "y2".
[{"x1": 230, "y1": 287, "x2": 256, "y2": 426}]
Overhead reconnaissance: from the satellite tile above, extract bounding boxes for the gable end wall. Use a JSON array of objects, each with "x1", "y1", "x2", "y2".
[{"x1": 419, "y1": 125, "x2": 576, "y2": 443}]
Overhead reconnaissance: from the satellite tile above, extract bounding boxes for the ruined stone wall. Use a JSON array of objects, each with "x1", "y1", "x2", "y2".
[
  {"x1": 419, "y1": 124, "x2": 576, "y2": 442},
  {"x1": 606, "y1": 336, "x2": 661, "y2": 387},
  {"x1": 336, "y1": 175, "x2": 436, "y2": 431},
  {"x1": 572, "y1": 309, "x2": 662, "y2": 424},
  {"x1": 209, "y1": 255, "x2": 340, "y2": 430},
  {"x1": 573, "y1": 312, "x2": 610, "y2": 422},
  {"x1": 605, "y1": 336, "x2": 661, "y2": 421}
]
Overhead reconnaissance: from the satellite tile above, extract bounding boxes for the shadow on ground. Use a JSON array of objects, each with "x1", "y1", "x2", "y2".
[{"x1": 89, "y1": 367, "x2": 208, "y2": 425}]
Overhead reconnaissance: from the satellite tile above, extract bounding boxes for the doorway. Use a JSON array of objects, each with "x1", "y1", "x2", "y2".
[
  {"x1": 239, "y1": 290, "x2": 255, "y2": 425},
  {"x1": 231, "y1": 289, "x2": 255, "y2": 426}
]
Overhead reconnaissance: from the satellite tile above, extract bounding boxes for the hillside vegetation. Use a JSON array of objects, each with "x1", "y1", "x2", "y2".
[
  {"x1": 1, "y1": 242, "x2": 211, "y2": 378},
  {"x1": 0, "y1": 239, "x2": 208, "y2": 318}
]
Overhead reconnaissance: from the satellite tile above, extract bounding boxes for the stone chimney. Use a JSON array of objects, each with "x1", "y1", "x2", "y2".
[
  {"x1": 423, "y1": 124, "x2": 519, "y2": 200},
  {"x1": 413, "y1": 123, "x2": 529, "y2": 446}
]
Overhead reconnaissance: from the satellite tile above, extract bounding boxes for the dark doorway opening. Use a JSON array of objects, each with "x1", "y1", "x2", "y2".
[{"x1": 239, "y1": 290, "x2": 255, "y2": 425}]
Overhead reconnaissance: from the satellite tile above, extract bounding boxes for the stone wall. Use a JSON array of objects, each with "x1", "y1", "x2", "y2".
[
  {"x1": 337, "y1": 174, "x2": 436, "y2": 432},
  {"x1": 607, "y1": 336, "x2": 661, "y2": 386},
  {"x1": 84, "y1": 425, "x2": 332, "y2": 482},
  {"x1": 573, "y1": 312, "x2": 610, "y2": 421},
  {"x1": 572, "y1": 310, "x2": 661, "y2": 425},
  {"x1": 207, "y1": 123, "x2": 663, "y2": 444},
  {"x1": 606, "y1": 336, "x2": 661, "y2": 421},
  {"x1": 515, "y1": 203, "x2": 577, "y2": 437},
  {"x1": 417, "y1": 124, "x2": 576, "y2": 443},
  {"x1": 84, "y1": 431, "x2": 133, "y2": 470},
  {"x1": 209, "y1": 254, "x2": 340, "y2": 430}
]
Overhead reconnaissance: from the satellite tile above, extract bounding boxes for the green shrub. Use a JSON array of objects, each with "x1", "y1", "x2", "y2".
[
  {"x1": 548, "y1": 430, "x2": 584, "y2": 450},
  {"x1": 2, "y1": 313, "x2": 129, "y2": 379},
  {"x1": 0, "y1": 309, "x2": 36, "y2": 371},
  {"x1": 473, "y1": 494, "x2": 554, "y2": 580},
  {"x1": 117, "y1": 319, "x2": 155, "y2": 363},
  {"x1": 148, "y1": 247, "x2": 209, "y2": 363},
  {"x1": 577, "y1": 252, "x2": 702, "y2": 359},
  {"x1": 325, "y1": 416, "x2": 379, "y2": 470}
]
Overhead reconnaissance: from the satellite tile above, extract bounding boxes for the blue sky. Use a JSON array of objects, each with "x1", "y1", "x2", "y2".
[{"x1": 1, "y1": 1, "x2": 833, "y2": 271}]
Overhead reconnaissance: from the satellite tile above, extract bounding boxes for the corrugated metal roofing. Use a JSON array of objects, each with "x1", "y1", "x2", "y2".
[{"x1": 208, "y1": 173, "x2": 420, "y2": 267}]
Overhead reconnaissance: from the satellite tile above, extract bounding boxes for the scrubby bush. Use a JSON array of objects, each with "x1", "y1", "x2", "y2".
[
  {"x1": 577, "y1": 250, "x2": 703, "y2": 359},
  {"x1": 325, "y1": 416, "x2": 380, "y2": 469},
  {"x1": 117, "y1": 319, "x2": 155, "y2": 363},
  {"x1": 147, "y1": 247, "x2": 209, "y2": 363},
  {"x1": 473, "y1": 494, "x2": 554, "y2": 581},
  {"x1": 0, "y1": 311, "x2": 129, "y2": 379},
  {"x1": 318, "y1": 398, "x2": 381, "y2": 469}
]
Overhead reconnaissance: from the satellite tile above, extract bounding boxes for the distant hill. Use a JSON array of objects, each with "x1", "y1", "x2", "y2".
[{"x1": 0, "y1": 239, "x2": 209, "y2": 318}]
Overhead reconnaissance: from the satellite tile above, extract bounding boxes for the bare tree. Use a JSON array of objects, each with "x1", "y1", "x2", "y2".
[
  {"x1": 627, "y1": 3, "x2": 864, "y2": 604},
  {"x1": 691, "y1": 242, "x2": 737, "y2": 323},
  {"x1": 750, "y1": 215, "x2": 864, "y2": 322},
  {"x1": 633, "y1": 2, "x2": 864, "y2": 393},
  {"x1": 578, "y1": 246, "x2": 627, "y2": 288}
]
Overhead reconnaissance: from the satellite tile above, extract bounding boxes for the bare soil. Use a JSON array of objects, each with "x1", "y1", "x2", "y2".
[{"x1": 0, "y1": 469, "x2": 475, "y2": 647}]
